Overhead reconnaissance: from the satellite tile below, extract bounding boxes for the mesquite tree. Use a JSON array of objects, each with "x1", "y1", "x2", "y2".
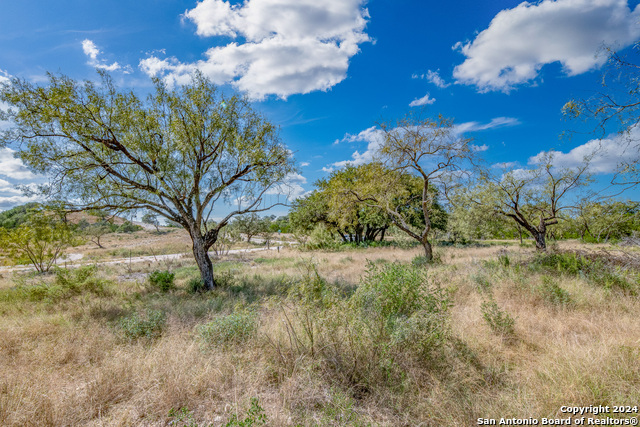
[{"x1": 0, "y1": 72, "x2": 295, "y2": 289}]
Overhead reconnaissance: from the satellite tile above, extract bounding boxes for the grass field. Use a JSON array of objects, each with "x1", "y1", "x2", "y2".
[{"x1": 0, "y1": 237, "x2": 638, "y2": 426}]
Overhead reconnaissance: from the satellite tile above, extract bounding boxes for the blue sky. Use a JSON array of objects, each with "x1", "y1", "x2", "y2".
[{"x1": 1, "y1": 0, "x2": 640, "y2": 213}]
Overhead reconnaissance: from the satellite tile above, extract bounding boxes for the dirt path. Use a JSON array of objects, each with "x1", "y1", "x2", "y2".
[{"x1": 0, "y1": 245, "x2": 289, "y2": 274}]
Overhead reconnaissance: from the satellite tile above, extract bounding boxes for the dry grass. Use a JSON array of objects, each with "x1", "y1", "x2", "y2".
[{"x1": 1, "y1": 240, "x2": 639, "y2": 426}]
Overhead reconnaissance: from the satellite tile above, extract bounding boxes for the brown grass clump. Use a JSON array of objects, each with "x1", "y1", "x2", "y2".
[{"x1": 0, "y1": 240, "x2": 639, "y2": 425}]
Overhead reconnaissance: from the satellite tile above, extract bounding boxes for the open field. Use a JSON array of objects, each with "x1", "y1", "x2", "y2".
[{"x1": 1, "y1": 237, "x2": 639, "y2": 426}]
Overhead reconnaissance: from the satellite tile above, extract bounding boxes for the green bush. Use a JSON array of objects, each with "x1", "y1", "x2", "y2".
[
  {"x1": 530, "y1": 251, "x2": 637, "y2": 295},
  {"x1": 411, "y1": 252, "x2": 442, "y2": 267},
  {"x1": 187, "y1": 277, "x2": 206, "y2": 294},
  {"x1": 118, "y1": 309, "x2": 166, "y2": 341},
  {"x1": 149, "y1": 270, "x2": 175, "y2": 292},
  {"x1": 352, "y1": 262, "x2": 452, "y2": 360},
  {"x1": 480, "y1": 299, "x2": 515, "y2": 337},
  {"x1": 538, "y1": 276, "x2": 572, "y2": 306},
  {"x1": 116, "y1": 221, "x2": 143, "y2": 233},
  {"x1": 224, "y1": 398, "x2": 267, "y2": 427},
  {"x1": 197, "y1": 311, "x2": 257, "y2": 346},
  {"x1": 2, "y1": 265, "x2": 108, "y2": 303}
]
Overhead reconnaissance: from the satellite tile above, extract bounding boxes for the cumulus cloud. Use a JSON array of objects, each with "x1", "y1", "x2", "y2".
[
  {"x1": 140, "y1": 0, "x2": 370, "y2": 99},
  {"x1": 528, "y1": 130, "x2": 640, "y2": 174},
  {"x1": 453, "y1": 0, "x2": 640, "y2": 92},
  {"x1": 265, "y1": 172, "x2": 308, "y2": 199},
  {"x1": 409, "y1": 93, "x2": 436, "y2": 107},
  {"x1": 82, "y1": 39, "x2": 128, "y2": 72},
  {"x1": 0, "y1": 148, "x2": 38, "y2": 180},
  {"x1": 300, "y1": 162, "x2": 310, "y2": 167},
  {"x1": 326, "y1": 117, "x2": 515, "y2": 170}
]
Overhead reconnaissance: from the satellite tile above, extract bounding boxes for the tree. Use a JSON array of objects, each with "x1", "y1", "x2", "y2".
[
  {"x1": 349, "y1": 116, "x2": 473, "y2": 260},
  {"x1": 0, "y1": 202, "x2": 41, "y2": 229},
  {"x1": 0, "y1": 211, "x2": 76, "y2": 272},
  {"x1": 141, "y1": 212, "x2": 160, "y2": 232},
  {"x1": 0, "y1": 72, "x2": 295, "y2": 290},
  {"x1": 84, "y1": 221, "x2": 112, "y2": 248},
  {"x1": 469, "y1": 152, "x2": 591, "y2": 251},
  {"x1": 232, "y1": 213, "x2": 265, "y2": 243},
  {"x1": 563, "y1": 42, "x2": 640, "y2": 185}
]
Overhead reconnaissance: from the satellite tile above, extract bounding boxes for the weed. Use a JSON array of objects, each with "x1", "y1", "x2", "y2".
[
  {"x1": 471, "y1": 274, "x2": 492, "y2": 292},
  {"x1": 411, "y1": 252, "x2": 442, "y2": 267},
  {"x1": 480, "y1": 299, "x2": 516, "y2": 337},
  {"x1": 187, "y1": 277, "x2": 206, "y2": 294},
  {"x1": 197, "y1": 310, "x2": 257, "y2": 346},
  {"x1": 168, "y1": 407, "x2": 206, "y2": 427},
  {"x1": 224, "y1": 398, "x2": 267, "y2": 427},
  {"x1": 538, "y1": 276, "x2": 572, "y2": 306},
  {"x1": 118, "y1": 309, "x2": 166, "y2": 341},
  {"x1": 149, "y1": 270, "x2": 175, "y2": 292}
]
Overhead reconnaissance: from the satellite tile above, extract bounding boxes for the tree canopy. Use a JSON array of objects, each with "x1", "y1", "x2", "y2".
[{"x1": 0, "y1": 71, "x2": 296, "y2": 289}]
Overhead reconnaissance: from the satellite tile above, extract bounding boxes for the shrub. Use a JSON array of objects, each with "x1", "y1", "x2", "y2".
[
  {"x1": 197, "y1": 311, "x2": 257, "y2": 346},
  {"x1": 187, "y1": 277, "x2": 206, "y2": 294},
  {"x1": 4, "y1": 265, "x2": 108, "y2": 303},
  {"x1": 149, "y1": 270, "x2": 175, "y2": 292},
  {"x1": 352, "y1": 262, "x2": 452, "y2": 360},
  {"x1": 530, "y1": 251, "x2": 637, "y2": 295},
  {"x1": 118, "y1": 309, "x2": 166, "y2": 341},
  {"x1": 538, "y1": 276, "x2": 572, "y2": 306},
  {"x1": 224, "y1": 398, "x2": 267, "y2": 427},
  {"x1": 411, "y1": 252, "x2": 442, "y2": 267},
  {"x1": 480, "y1": 299, "x2": 515, "y2": 337}
]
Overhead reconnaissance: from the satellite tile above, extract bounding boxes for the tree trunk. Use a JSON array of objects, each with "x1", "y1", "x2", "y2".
[
  {"x1": 534, "y1": 231, "x2": 546, "y2": 251},
  {"x1": 422, "y1": 240, "x2": 433, "y2": 260},
  {"x1": 379, "y1": 227, "x2": 387, "y2": 242},
  {"x1": 192, "y1": 235, "x2": 216, "y2": 290}
]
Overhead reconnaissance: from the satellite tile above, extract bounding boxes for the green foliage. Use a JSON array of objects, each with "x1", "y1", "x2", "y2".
[
  {"x1": 149, "y1": 270, "x2": 176, "y2": 292},
  {"x1": 224, "y1": 398, "x2": 267, "y2": 427},
  {"x1": 530, "y1": 251, "x2": 637, "y2": 294},
  {"x1": 197, "y1": 311, "x2": 257, "y2": 346},
  {"x1": 352, "y1": 262, "x2": 452, "y2": 360},
  {"x1": 118, "y1": 309, "x2": 166, "y2": 341},
  {"x1": 187, "y1": 277, "x2": 207, "y2": 294},
  {"x1": 538, "y1": 276, "x2": 572, "y2": 306},
  {"x1": 0, "y1": 202, "x2": 41, "y2": 229},
  {"x1": 141, "y1": 212, "x2": 160, "y2": 232},
  {"x1": 480, "y1": 299, "x2": 516, "y2": 337},
  {"x1": 411, "y1": 253, "x2": 442, "y2": 267},
  {"x1": 0, "y1": 71, "x2": 296, "y2": 290},
  {"x1": 168, "y1": 407, "x2": 203, "y2": 427},
  {"x1": 116, "y1": 221, "x2": 142, "y2": 233},
  {"x1": 0, "y1": 265, "x2": 108, "y2": 304},
  {"x1": 0, "y1": 211, "x2": 78, "y2": 272}
]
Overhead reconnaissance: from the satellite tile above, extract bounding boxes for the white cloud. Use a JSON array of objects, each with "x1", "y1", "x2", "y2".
[
  {"x1": 0, "y1": 70, "x2": 13, "y2": 131},
  {"x1": 454, "y1": 117, "x2": 520, "y2": 134},
  {"x1": 471, "y1": 144, "x2": 489, "y2": 152},
  {"x1": 82, "y1": 39, "x2": 128, "y2": 72},
  {"x1": 409, "y1": 93, "x2": 436, "y2": 107},
  {"x1": 528, "y1": 130, "x2": 640, "y2": 174},
  {"x1": 492, "y1": 161, "x2": 519, "y2": 169},
  {"x1": 265, "y1": 172, "x2": 308, "y2": 199},
  {"x1": 327, "y1": 117, "x2": 518, "y2": 171},
  {"x1": 413, "y1": 70, "x2": 451, "y2": 88},
  {"x1": 453, "y1": 0, "x2": 640, "y2": 92},
  {"x1": 0, "y1": 148, "x2": 38, "y2": 180},
  {"x1": 300, "y1": 162, "x2": 310, "y2": 167},
  {"x1": 141, "y1": 0, "x2": 370, "y2": 99}
]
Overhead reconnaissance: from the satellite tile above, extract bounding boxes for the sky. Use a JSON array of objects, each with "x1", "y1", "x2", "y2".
[{"x1": 1, "y1": 0, "x2": 640, "y2": 214}]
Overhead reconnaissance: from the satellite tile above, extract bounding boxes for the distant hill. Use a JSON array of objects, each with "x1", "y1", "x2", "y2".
[{"x1": 0, "y1": 203, "x2": 141, "y2": 230}]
